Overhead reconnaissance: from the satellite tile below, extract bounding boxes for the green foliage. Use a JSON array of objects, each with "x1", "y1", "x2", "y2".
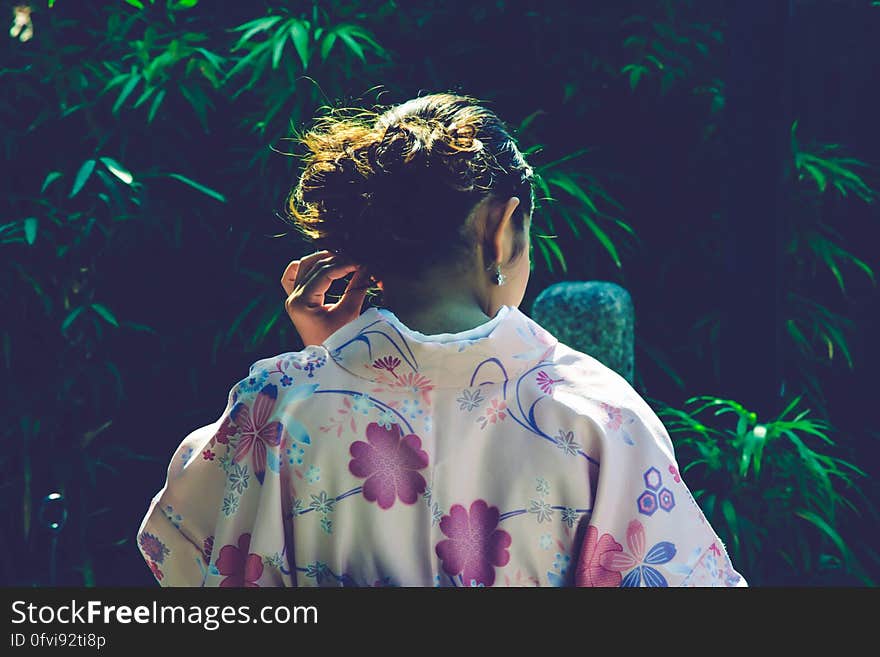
[
  {"x1": 619, "y1": 6, "x2": 722, "y2": 95},
  {"x1": 658, "y1": 396, "x2": 876, "y2": 584},
  {"x1": 523, "y1": 138, "x2": 632, "y2": 273},
  {"x1": 1, "y1": 0, "x2": 876, "y2": 587}
]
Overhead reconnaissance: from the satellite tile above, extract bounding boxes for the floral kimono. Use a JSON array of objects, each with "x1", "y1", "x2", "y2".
[{"x1": 137, "y1": 304, "x2": 746, "y2": 587}]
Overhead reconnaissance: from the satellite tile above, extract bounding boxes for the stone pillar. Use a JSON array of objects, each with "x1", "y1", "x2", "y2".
[{"x1": 531, "y1": 281, "x2": 635, "y2": 384}]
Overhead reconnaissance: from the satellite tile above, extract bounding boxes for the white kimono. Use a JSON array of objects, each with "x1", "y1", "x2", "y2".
[{"x1": 137, "y1": 304, "x2": 746, "y2": 587}]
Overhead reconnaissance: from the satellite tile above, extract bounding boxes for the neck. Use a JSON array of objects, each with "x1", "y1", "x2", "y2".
[{"x1": 377, "y1": 271, "x2": 494, "y2": 335}]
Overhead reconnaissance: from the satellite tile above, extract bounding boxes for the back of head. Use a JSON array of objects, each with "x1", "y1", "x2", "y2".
[{"x1": 287, "y1": 92, "x2": 535, "y2": 281}]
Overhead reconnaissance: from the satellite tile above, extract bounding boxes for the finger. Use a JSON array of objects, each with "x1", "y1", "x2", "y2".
[
  {"x1": 332, "y1": 267, "x2": 372, "y2": 315},
  {"x1": 296, "y1": 253, "x2": 354, "y2": 299},
  {"x1": 295, "y1": 261, "x2": 360, "y2": 309},
  {"x1": 281, "y1": 259, "x2": 300, "y2": 296},
  {"x1": 292, "y1": 250, "x2": 333, "y2": 291}
]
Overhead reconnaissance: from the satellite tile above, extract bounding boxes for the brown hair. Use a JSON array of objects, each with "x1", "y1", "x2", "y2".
[{"x1": 286, "y1": 92, "x2": 535, "y2": 280}]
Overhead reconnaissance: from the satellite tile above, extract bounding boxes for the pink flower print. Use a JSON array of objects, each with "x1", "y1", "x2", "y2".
[
  {"x1": 574, "y1": 526, "x2": 623, "y2": 587},
  {"x1": 599, "y1": 402, "x2": 623, "y2": 430},
  {"x1": 348, "y1": 422, "x2": 429, "y2": 509},
  {"x1": 139, "y1": 532, "x2": 170, "y2": 564},
  {"x1": 503, "y1": 570, "x2": 542, "y2": 587},
  {"x1": 148, "y1": 561, "x2": 164, "y2": 581},
  {"x1": 372, "y1": 355, "x2": 401, "y2": 375},
  {"x1": 214, "y1": 414, "x2": 237, "y2": 445},
  {"x1": 435, "y1": 500, "x2": 512, "y2": 586},
  {"x1": 202, "y1": 448, "x2": 215, "y2": 461},
  {"x1": 477, "y1": 398, "x2": 507, "y2": 429},
  {"x1": 215, "y1": 533, "x2": 264, "y2": 587},
  {"x1": 598, "y1": 520, "x2": 677, "y2": 587},
  {"x1": 202, "y1": 536, "x2": 214, "y2": 565},
  {"x1": 390, "y1": 372, "x2": 434, "y2": 406},
  {"x1": 231, "y1": 384, "x2": 284, "y2": 484},
  {"x1": 669, "y1": 465, "x2": 681, "y2": 483},
  {"x1": 536, "y1": 370, "x2": 564, "y2": 394}
]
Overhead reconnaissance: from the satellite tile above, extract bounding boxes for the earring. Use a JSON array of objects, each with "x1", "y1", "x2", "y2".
[{"x1": 487, "y1": 262, "x2": 506, "y2": 286}]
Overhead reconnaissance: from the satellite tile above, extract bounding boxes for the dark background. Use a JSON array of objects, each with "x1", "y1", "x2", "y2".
[{"x1": 3, "y1": 0, "x2": 878, "y2": 586}]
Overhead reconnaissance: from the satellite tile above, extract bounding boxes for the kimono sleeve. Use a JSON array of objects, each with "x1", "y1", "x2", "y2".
[
  {"x1": 136, "y1": 386, "x2": 237, "y2": 586},
  {"x1": 572, "y1": 394, "x2": 748, "y2": 587},
  {"x1": 136, "y1": 361, "x2": 295, "y2": 587}
]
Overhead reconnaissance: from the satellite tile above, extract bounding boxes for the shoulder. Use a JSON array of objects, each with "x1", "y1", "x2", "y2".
[
  {"x1": 536, "y1": 340, "x2": 675, "y2": 459},
  {"x1": 236, "y1": 346, "x2": 331, "y2": 389}
]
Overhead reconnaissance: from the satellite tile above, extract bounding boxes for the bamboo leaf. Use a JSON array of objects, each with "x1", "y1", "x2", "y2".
[
  {"x1": 290, "y1": 20, "x2": 311, "y2": 69},
  {"x1": 165, "y1": 173, "x2": 226, "y2": 202},
  {"x1": 232, "y1": 15, "x2": 283, "y2": 48},
  {"x1": 337, "y1": 28, "x2": 365, "y2": 63},
  {"x1": 99, "y1": 157, "x2": 133, "y2": 185},
  {"x1": 70, "y1": 159, "x2": 96, "y2": 197},
  {"x1": 226, "y1": 296, "x2": 262, "y2": 343},
  {"x1": 583, "y1": 215, "x2": 622, "y2": 268},
  {"x1": 795, "y1": 510, "x2": 852, "y2": 565},
  {"x1": 91, "y1": 303, "x2": 120, "y2": 327},
  {"x1": 41, "y1": 171, "x2": 63, "y2": 193},
  {"x1": 320, "y1": 32, "x2": 338, "y2": 61},
  {"x1": 23, "y1": 217, "x2": 38, "y2": 245},
  {"x1": 62, "y1": 306, "x2": 85, "y2": 332},
  {"x1": 147, "y1": 88, "x2": 166, "y2": 123},
  {"x1": 271, "y1": 23, "x2": 288, "y2": 69},
  {"x1": 112, "y1": 73, "x2": 141, "y2": 114},
  {"x1": 534, "y1": 236, "x2": 553, "y2": 273},
  {"x1": 552, "y1": 172, "x2": 599, "y2": 213},
  {"x1": 132, "y1": 85, "x2": 156, "y2": 109},
  {"x1": 538, "y1": 235, "x2": 567, "y2": 273},
  {"x1": 720, "y1": 498, "x2": 740, "y2": 555}
]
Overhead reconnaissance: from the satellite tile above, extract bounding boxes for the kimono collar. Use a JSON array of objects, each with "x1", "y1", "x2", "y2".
[{"x1": 322, "y1": 304, "x2": 559, "y2": 388}]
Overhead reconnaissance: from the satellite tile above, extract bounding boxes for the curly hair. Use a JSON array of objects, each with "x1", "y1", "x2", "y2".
[{"x1": 286, "y1": 92, "x2": 535, "y2": 280}]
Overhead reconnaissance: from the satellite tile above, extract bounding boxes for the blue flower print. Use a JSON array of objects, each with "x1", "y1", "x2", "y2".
[
  {"x1": 352, "y1": 393, "x2": 373, "y2": 415},
  {"x1": 309, "y1": 491, "x2": 335, "y2": 516},
  {"x1": 217, "y1": 452, "x2": 233, "y2": 474},
  {"x1": 553, "y1": 429, "x2": 581, "y2": 456},
  {"x1": 263, "y1": 553, "x2": 286, "y2": 570},
  {"x1": 305, "y1": 465, "x2": 320, "y2": 484},
  {"x1": 402, "y1": 398, "x2": 424, "y2": 420},
  {"x1": 227, "y1": 463, "x2": 249, "y2": 494},
  {"x1": 547, "y1": 552, "x2": 572, "y2": 587},
  {"x1": 535, "y1": 477, "x2": 550, "y2": 497},
  {"x1": 553, "y1": 552, "x2": 571, "y2": 577},
  {"x1": 279, "y1": 374, "x2": 293, "y2": 387},
  {"x1": 376, "y1": 409, "x2": 397, "y2": 430},
  {"x1": 222, "y1": 494, "x2": 239, "y2": 516},
  {"x1": 529, "y1": 499, "x2": 553, "y2": 523},
  {"x1": 291, "y1": 351, "x2": 327, "y2": 378},
  {"x1": 561, "y1": 507, "x2": 580, "y2": 528},
  {"x1": 163, "y1": 505, "x2": 182, "y2": 529},
  {"x1": 456, "y1": 387, "x2": 485, "y2": 411},
  {"x1": 612, "y1": 520, "x2": 677, "y2": 588},
  {"x1": 286, "y1": 444, "x2": 305, "y2": 466},
  {"x1": 239, "y1": 369, "x2": 269, "y2": 394}
]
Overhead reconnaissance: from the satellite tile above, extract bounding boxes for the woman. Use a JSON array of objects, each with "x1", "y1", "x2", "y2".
[{"x1": 137, "y1": 93, "x2": 746, "y2": 587}]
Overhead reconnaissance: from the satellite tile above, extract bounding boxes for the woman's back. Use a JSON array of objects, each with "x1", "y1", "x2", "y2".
[{"x1": 137, "y1": 305, "x2": 745, "y2": 587}]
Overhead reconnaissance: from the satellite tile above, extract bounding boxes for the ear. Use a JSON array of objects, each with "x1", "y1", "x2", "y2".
[{"x1": 489, "y1": 196, "x2": 523, "y2": 265}]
